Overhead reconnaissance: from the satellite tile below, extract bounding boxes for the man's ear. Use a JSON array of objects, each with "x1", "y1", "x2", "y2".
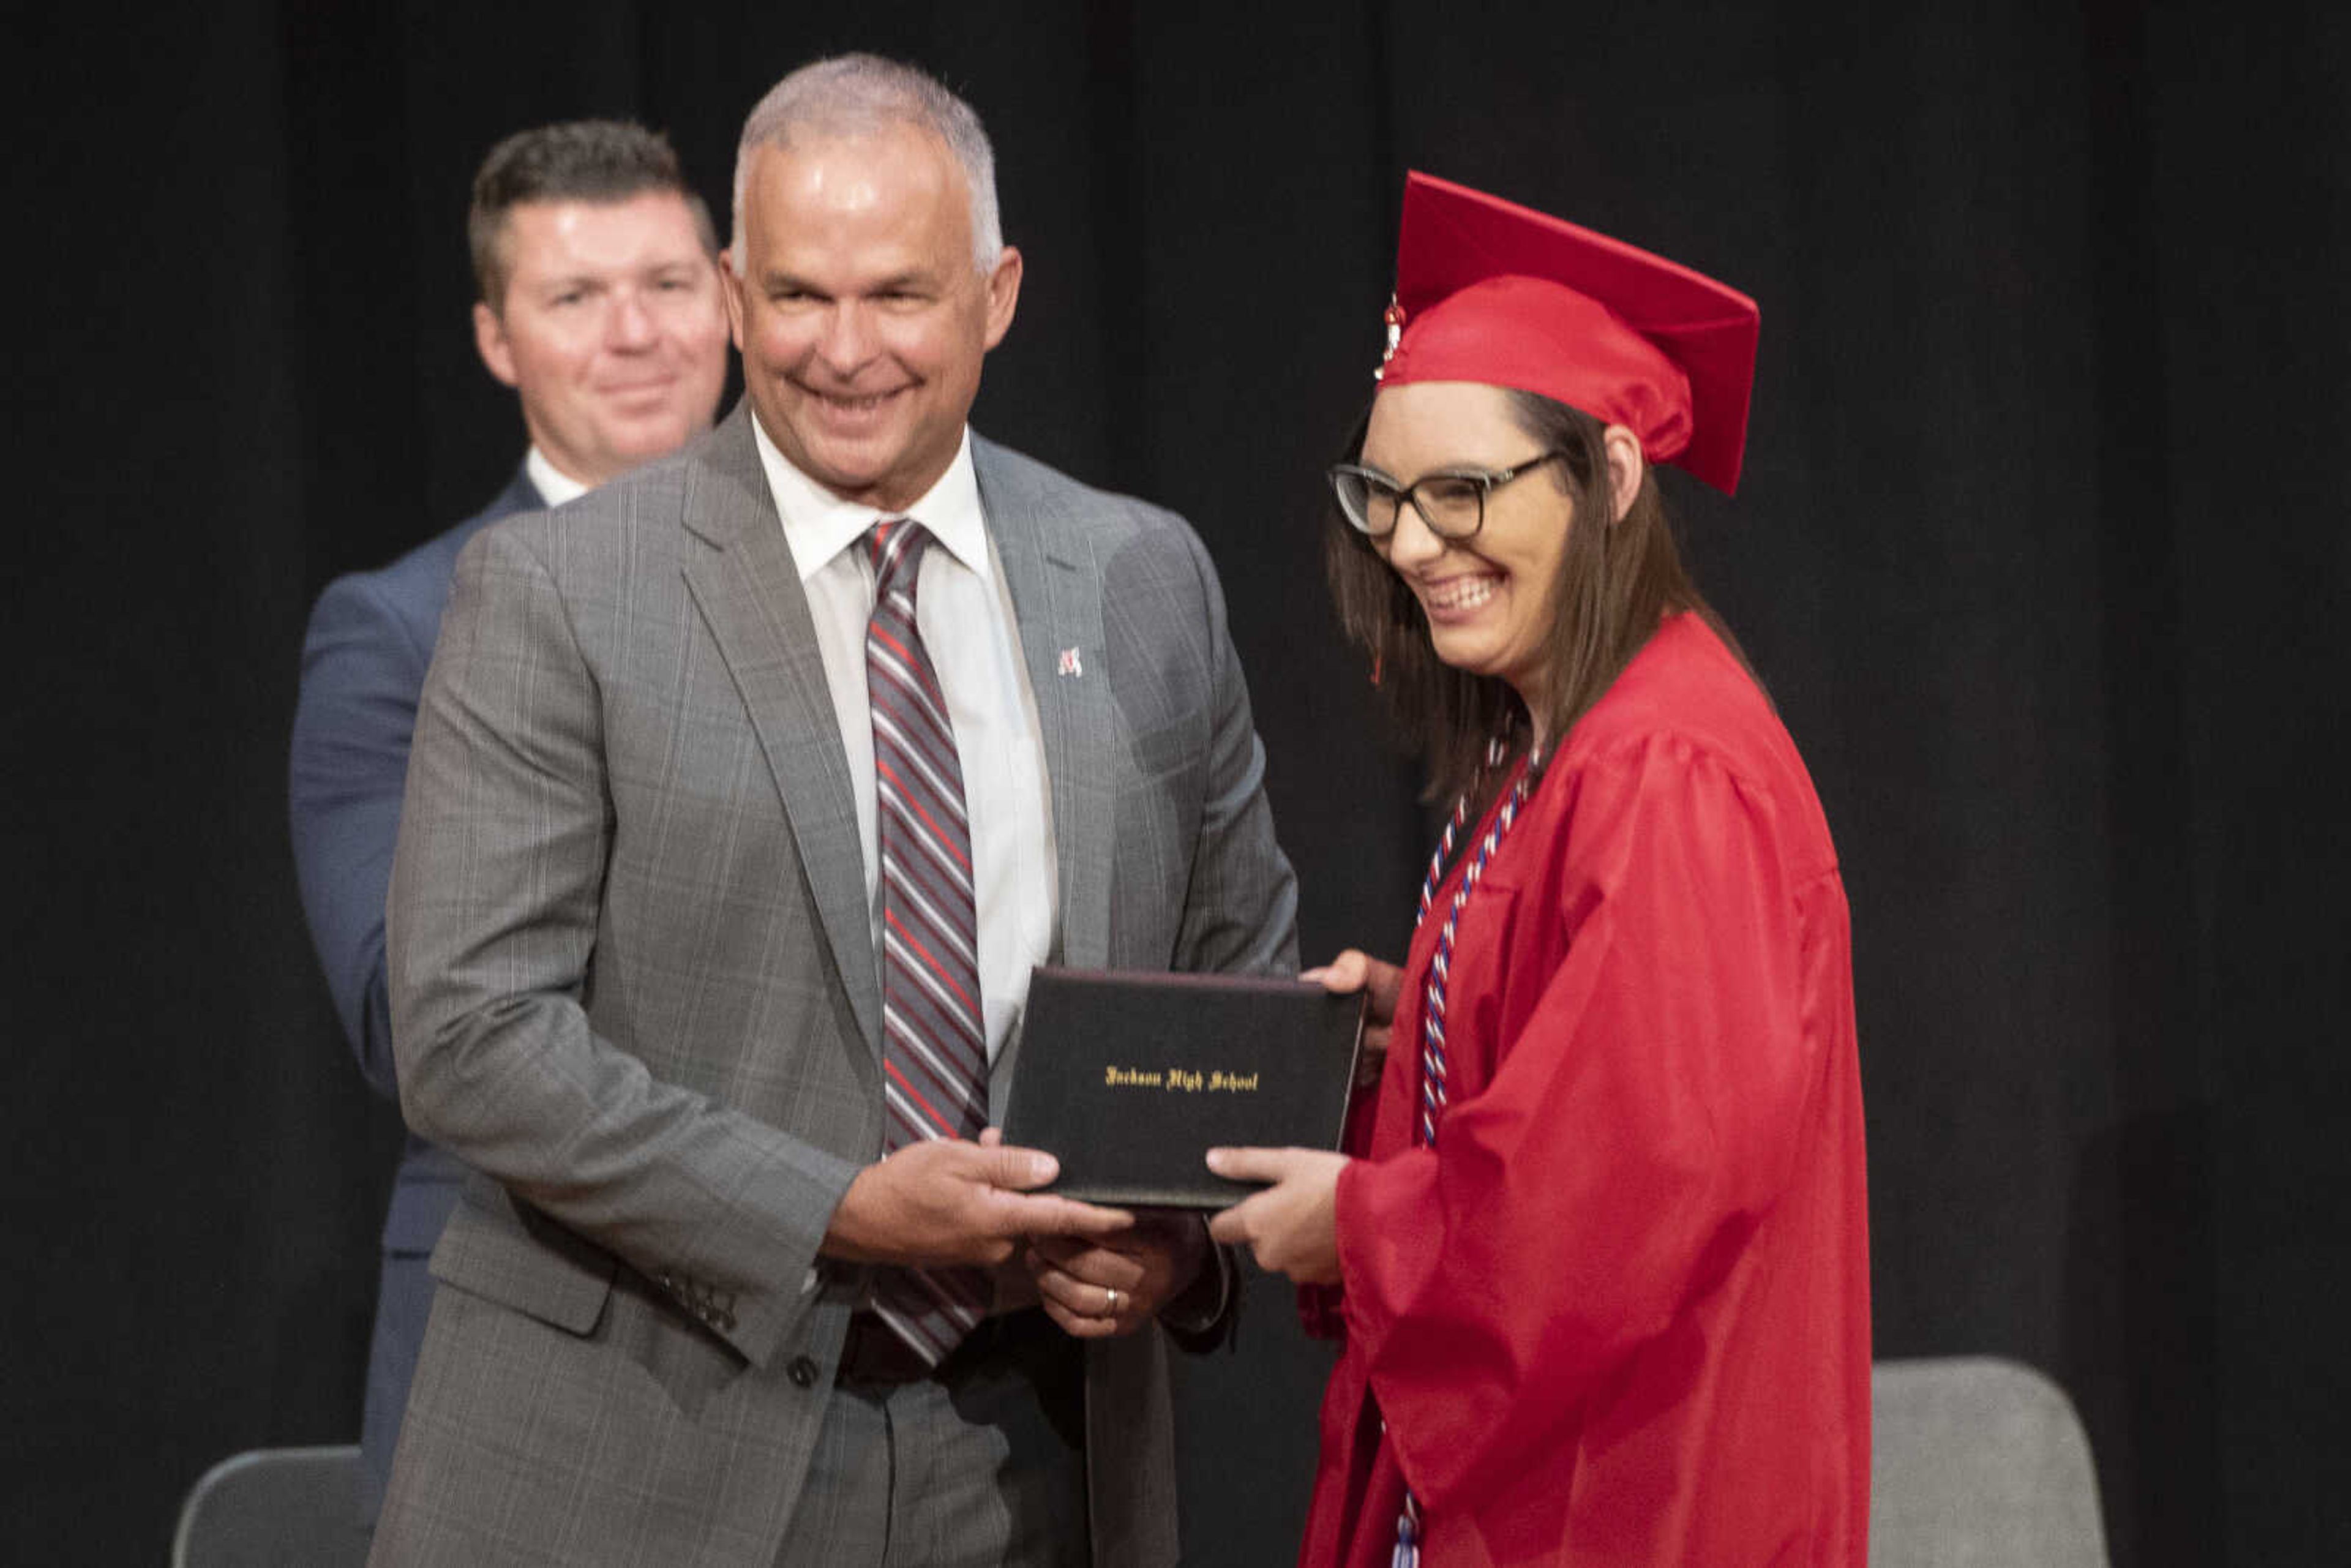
[
  {"x1": 473, "y1": 299, "x2": 519, "y2": 389},
  {"x1": 981, "y1": 246, "x2": 1023, "y2": 350},
  {"x1": 1602, "y1": 425, "x2": 1646, "y2": 523},
  {"x1": 718, "y1": 250, "x2": 749, "y2": 352}
]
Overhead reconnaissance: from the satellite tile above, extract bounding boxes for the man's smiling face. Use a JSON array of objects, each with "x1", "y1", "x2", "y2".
[
  {"x1": 474, "y1": 190, "x2": 729, "y2": 488},
  {"x1": 723, "y1": 120, "x2": 1021, "y2": 511}
]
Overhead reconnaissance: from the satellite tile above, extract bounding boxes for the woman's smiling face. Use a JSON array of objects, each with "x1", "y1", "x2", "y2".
[{"x1": 1362, "y1": 380, "x2": 1576, "y2": 715}]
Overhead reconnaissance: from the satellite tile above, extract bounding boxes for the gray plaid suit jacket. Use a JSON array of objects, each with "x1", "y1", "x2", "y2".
[{"x1": 375, "y1": 403, "x2": 1299, "y2": 1567}]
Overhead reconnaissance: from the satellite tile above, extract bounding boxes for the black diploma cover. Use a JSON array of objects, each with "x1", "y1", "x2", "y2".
[{"x1": 1000, "y1": 966, "x2": 1365, "y2": 1208}]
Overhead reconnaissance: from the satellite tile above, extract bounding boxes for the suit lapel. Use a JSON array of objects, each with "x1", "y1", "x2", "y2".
[
  {"x1": 678, "y1": 405, "x2": 882, "y2": 1053},
  {"x1": 977, "y1": 437, "x2": 1115, "y2": 975}
]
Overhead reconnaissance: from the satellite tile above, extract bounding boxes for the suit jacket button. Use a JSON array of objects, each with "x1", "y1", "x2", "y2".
[{"x1": 787, "y1": 1356, "x2": 819, "y2": 1389}]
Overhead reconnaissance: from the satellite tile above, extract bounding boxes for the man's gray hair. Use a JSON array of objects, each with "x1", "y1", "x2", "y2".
[{"x1": 730, "y1": 54, "x2": 1002, "y2": 276}]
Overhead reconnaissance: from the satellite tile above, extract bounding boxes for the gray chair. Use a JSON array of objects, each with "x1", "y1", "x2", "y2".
[
  {"x1": 1870, "y1": 1357, "x2": 2109, "y2": 1567},
  {"x1": 170, "y1": 1444, "x2": 369, "y2": 1568}
]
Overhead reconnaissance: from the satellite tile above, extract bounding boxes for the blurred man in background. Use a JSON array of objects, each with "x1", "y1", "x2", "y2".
[{"x1": 287, "y1": 117, "x2": 730, "y2": 1528}]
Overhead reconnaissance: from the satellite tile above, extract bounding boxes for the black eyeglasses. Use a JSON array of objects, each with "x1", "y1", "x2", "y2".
[{"x1": 1327, "y1": 451, "x2": 1570, "y2": 541}]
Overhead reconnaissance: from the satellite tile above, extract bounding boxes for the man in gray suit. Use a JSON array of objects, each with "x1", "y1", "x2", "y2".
[
  {"x1": 289, "y1": 119, "x2": 730, "y2": 1527},
  {"x1": 376, "y1": 54, "x2": 1297, "y2": 1568}
]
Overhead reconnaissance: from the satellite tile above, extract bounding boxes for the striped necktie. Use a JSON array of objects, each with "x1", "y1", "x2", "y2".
[{"x1": 863, "y1": 518, "x2": 992, "y2": 1362}]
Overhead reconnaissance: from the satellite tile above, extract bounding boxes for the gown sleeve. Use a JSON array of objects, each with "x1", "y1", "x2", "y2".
[
  {"x1": 1332, "y1": 730, "x2": 1828, "y2": 1515},
  {"x1": 1295, "y1": 1078, "x2": 1387, "y2": 1339}
]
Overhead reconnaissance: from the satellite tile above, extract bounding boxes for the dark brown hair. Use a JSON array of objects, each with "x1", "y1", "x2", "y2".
[
  {"x1": 468, "y1": 120, "x2": 717, "y2": 310},
  {"x1": 1325, "y1": 388, "x2": 1751, "y2": 806}
]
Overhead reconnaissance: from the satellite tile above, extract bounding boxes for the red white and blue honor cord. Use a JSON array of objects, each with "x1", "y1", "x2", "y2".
[{"x1": 1392, "y1": 735, "x2": 1542, "y2": 1567}]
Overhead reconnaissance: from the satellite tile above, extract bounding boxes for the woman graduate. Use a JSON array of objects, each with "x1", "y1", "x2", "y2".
[{"x1": 1209, "y1": 173, "x2": 1870, "y2": 1566}]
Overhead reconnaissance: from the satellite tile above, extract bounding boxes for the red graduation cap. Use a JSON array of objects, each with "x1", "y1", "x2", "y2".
[{"x1": 1379, "y1": 171, "x2": 1760, "y2": 495}]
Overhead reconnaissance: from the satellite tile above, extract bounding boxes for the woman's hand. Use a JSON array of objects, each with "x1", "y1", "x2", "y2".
[
  {"x1": 1205, "y1": 1147, "x2": 1349, "y2": 1285},
  {"x1": 1303, "y1": 949, "x2": 1403, "y2": 1087}
]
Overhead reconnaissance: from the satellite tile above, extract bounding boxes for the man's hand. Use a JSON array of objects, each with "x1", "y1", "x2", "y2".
[
  {"x1": 1303, "y1": 949, "x2": 1402, "y2": 1087},
  {"x1": 1025, "y1": 1212, "x2": 1210, "y2": 1338},
  {"x1": 822, "y1": 1135, "x2": 1134, "y2": 1268},
  {"x1": 1204, "y1": 1147, "x2": 1348, "y2": 1285}
]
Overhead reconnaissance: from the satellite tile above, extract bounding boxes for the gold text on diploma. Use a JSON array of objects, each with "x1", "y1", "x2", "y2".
[{"x1": 1100, "y1": 1066, "x2": 1262, "y2": 1093}]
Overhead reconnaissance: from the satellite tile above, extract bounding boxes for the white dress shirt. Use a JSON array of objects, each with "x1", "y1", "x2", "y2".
[
  {"x1": 750, "y1": 418, "x2": 1058, "y2": 1063},
  {"x1": 523, "y1": 446, "x2": 590, "y2": 508}
]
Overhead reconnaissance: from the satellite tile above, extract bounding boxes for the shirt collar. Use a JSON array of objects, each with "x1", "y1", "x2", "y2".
[
  {"x1": 524, "y1": 446, "x2": 591, "y2": 508},
  {"x1": 749, "y1": 415, "x2": 989, "y2": 587}
]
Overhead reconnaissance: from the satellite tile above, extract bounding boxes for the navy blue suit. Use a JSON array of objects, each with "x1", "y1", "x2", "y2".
[{"x1": 288, "y1": 465, "x2": 543, "y2": 1522}]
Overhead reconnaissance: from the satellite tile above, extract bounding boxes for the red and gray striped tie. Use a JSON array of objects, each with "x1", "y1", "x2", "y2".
[{"x1": 864, "y1": 518, "x2": 992, "y2": 1362}]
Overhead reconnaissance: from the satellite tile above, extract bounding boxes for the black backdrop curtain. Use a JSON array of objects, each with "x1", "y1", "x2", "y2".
[{"x1": 7, "y1": 3, "x2": 2345, "y2": 1563}]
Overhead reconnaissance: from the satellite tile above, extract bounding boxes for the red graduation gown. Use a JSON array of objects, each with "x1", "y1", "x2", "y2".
[{"x1": 1301, "y1": 615, "x2": 1870, "y2": 1567}]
